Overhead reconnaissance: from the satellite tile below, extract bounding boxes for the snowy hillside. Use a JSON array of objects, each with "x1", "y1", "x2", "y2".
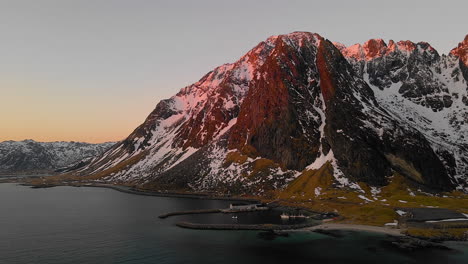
[
  {"x1": 336, "y1": 37, "x2": 468, "y2": 191},
  {"x1": 0, "y1": 140, "x2": 115, "y2": 175}
]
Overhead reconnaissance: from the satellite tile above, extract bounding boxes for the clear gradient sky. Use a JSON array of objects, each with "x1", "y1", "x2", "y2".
[{"x1": 1, "y1": 0, "x2": 466, "y2": 143}]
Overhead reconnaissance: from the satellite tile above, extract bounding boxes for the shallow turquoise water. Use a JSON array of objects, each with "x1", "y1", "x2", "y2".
[{"x1": 0, "y1": 183, "x2": 467, "y2": 264}]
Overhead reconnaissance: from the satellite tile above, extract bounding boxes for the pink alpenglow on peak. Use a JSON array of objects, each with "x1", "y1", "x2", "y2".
[
  {"x1": 363, "y1": 39, "x2": 387, "y2": 60},
  {"x1": 386, "y1": 40, "x2": 397, "y2": 54},
  {"x1": 450, "y1": 35, "x2": 468, "y2": 66},
  {"x1": 338, "y1": 39, "x2": 393, "y2": 61},
  {"x1": 337, "y1": 39, "x2": 441, "y2": 61},
  {"x1": 396, "y1": 40, "x2": 416, "y2": 52},
  {"x1": 265, "y1": 31, "x2": 323, "y2": 49},
  {"x1": 341, "y1": 44, "x2": 365, "y2": 60}
]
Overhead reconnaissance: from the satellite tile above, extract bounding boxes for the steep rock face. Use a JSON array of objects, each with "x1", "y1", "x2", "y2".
[
  {"x1": 0, "y1": 140, "x2": 114, "y2": 175},
  {"x1": 450, "y1": 35, "x2": 468, "y2": 81},
  {"x1": 338, "y1": 38, "x2": 466, "y2": 111},
  {"x1": 229, "y1": 33, "x2": 323, "y2": 171},
  {"x1": 341, "y1": 40, "x2": 447, "y2": 111},
  {"x1": 363, "y1": 39, "x2": 388, "y2": 60},
  {"x1": 69, "y1": 32, "x2": 466, "y2": 194},
  {"x1": 317, "y1": 40, "x2": 451, "y2": 189},
  {"x1": 337, "y1": 35, "x2": 468, "y2": 190}
]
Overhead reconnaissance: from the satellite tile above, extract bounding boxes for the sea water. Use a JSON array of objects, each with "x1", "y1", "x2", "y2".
[{"x1": 0, "y1": 183, "x2": 467, "y2": 264}]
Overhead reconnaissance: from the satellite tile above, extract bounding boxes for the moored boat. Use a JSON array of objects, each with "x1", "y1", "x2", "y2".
[{"x1": 280, "y1": 213, "x2": 290, "y2": 220}]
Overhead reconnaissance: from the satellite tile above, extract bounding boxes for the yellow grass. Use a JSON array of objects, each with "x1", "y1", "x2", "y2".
[
  {"x1": 272, "y1": 165, "x2": 468, "y2": 228},
  {"x1": 405, "y1": 228, "x2": 468, "y2": 240}
]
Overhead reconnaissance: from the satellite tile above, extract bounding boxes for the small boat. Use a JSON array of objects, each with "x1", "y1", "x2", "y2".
[
  {"x1": 280, "y1": 213, "x2": 290, "y2": 219},
  {"x1": 287, "y1": 213, "x2": 307, "y2": 219},
  {"x1": 232, "y1": 215, "x2": 238, "y2": 219}
]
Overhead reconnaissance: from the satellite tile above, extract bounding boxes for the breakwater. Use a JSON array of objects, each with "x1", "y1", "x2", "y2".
[
  {"x1": 158, "y1": 209, "x2": 222, "y2": 219},
  {"x1": 175, "y1": 221, "x2": 317, "y2": 230}
]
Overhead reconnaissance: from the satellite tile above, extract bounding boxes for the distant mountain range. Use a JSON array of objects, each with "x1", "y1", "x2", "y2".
[
  {"x1": 0, "y1": 140, "x2": 115, "y2": 175},
  {"x1": 65, "y1": 32, "x2": 468, "y2": 195}
]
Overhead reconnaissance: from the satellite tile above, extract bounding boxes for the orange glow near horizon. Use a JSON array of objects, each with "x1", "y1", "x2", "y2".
[
  {"x1": 0, "y1": 111, "x2": 141, "y2": 143},
  {"x1": 0, "y1": 80, "x2": 159, "y2": 144},
  {"x1": 0, "y1": 109, "x2": 145, "y2": 144}
]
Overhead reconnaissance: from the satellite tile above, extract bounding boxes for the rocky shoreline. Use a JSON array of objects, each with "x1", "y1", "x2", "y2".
[{"x1": 385, "y1": 236, "x2": 452, "y2": 252}]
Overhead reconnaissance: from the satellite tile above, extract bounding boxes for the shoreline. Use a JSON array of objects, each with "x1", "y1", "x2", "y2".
[
  {"x1": 0, "y1": 181, "x2": 421, "y2": 237},
  {"x1": 4, "y1": 179, "x2": 466, "y2": 242},
  {"x1": 298, "y1": 223, "x2": 405, "y2": 237},
  {"x1": 8, "y1": 180, "x2": 260, "y2": 203}
]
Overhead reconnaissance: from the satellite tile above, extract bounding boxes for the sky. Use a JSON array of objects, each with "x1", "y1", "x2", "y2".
[{"x1": 0, "y1": 0, "x2": 466, "y2": 143}]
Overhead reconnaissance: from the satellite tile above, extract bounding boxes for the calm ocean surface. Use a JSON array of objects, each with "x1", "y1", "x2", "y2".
[{"x1": 0, "y1": 183, "x2": 467, "y2": 264}]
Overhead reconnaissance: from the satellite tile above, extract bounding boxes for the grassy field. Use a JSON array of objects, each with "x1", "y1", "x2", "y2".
[{"x1": 271, "y1": 162, "x2": 468, "y2": 232}]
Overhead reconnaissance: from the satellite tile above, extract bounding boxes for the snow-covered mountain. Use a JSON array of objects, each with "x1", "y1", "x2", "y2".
[
  {"x1": 0, "y1": 140, "x2": 115, "y2": 175},
  {"x1": 69, "y1": 32, "x2": 468, "y2": 194},
  {"x1": 335, "y1": 36, "x2": 468, "y2": 191}
]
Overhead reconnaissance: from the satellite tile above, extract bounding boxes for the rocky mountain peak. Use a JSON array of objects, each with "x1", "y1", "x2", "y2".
[
  {"x1": 414, "y1": 42, "x2": 439, "y2": 57},
  {"x1": 396, "y1": 40, "x2": 416, "y2": 53},
  {"x1": 268, "y1": 31, "x2": 322, "y2": 45},
  {"x1": 450, "y1": 34, "x2": 468, "y2": 66},
  {"x1": 337, "y1": 39, "x2": 399, "y2": 61},
  {"x1": 337, "y1": 39, "x2": 441, "y2": 62},
  {"x1": 363, "y1": 38, "x2": 387, "y2": 60},
  {"x1": 385, "y1": 40, "x2": 415, "y2": 54},
  {"x1": 340, "y1": 43, "x2": 364, "y2": 60}
]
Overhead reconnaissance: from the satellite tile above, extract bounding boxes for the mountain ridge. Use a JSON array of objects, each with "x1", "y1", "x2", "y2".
[
  {"x1": 63, "y1": 32, "x2": 468, "y2": 194},
  {"x1": 0, "y1": 140, "x2": 115, "y2": 175}
]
